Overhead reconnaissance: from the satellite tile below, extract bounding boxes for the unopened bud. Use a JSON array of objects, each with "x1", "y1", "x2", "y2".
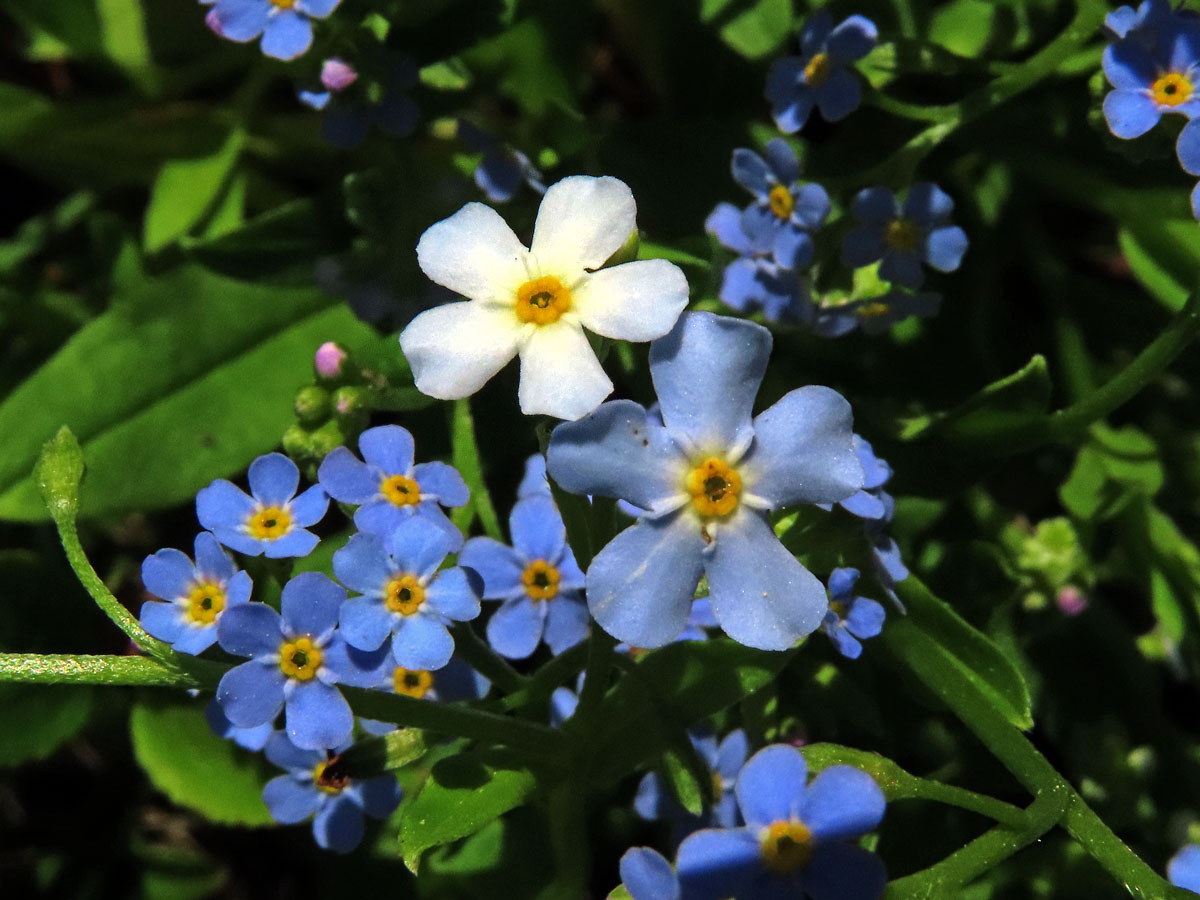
[
  {"x1": 314, "y1": 341, "x2": 348, "y2": 380},
  {"x1": 320, "y1": 58, "x2": 358, "y2": 92},
  {"x1": 1056, "y1": 585, "x2": 1088, "y2": 617},
  {"x1": 294, "y1": 385, "x2": 330, "y2": 426}
]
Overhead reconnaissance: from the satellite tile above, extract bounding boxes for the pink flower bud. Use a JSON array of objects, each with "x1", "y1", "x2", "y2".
[
  {"x1": 205, "y1": 8, "x2": 224, "y2": 35},
  {"x1": 314, "y1": 341, "x2": 347, "y2": 379},
  {"x1": 1056, "y1": 586, "x2": 1088, "y2": 617},
  {"x1": 320, "y1": 58, "x2": 358, "y2": 93}
]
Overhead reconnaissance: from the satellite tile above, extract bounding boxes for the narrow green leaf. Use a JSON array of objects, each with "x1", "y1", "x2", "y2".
[
  {"x1": 449, "y1": 398, "x2": 503, "y2": 542},
  {"x1": 144, "y1": 129, "x2": 244, "y2": 252},
  {"x1": 660, "y1": 737, "x2": 709, "y2": 817},
  {"x1": 700, "y1": 0, "x2": 791, "y2": 59},
  {"x1": 1118, "y1": 219, "x2": 1197, "y2": 312}
]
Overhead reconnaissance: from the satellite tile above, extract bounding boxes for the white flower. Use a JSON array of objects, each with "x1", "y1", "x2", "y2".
[{"x1": 399, "y1": 175, "x2": 690, "y2": 420}]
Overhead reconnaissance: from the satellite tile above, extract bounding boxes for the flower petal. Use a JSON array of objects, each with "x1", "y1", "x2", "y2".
[
  {"x1": 517, "y1": 321, "x2": 613, "y2": 420},
  {"x1": 317, "y1": 447, "x2": 378, "y2": 504},
  {"x1": 193, "y1": 532, "x2": 235, "y2": 583},
  {"x1": 732, "y1": 148, "x2": 771, "y2": 197},
  {"x1": 845, "y1": 597, "x2": 886, "y2": 639},
  {"x1": 263, "y1": 529, "x2": 320, "y2": 560},
  {"x1": 924, "y1": 225, "x2": 968, "y2": 273},
  {"x1": 313, "y1": 794, "x2": 365, "y2": 853},
  {"x1": 391, "y1": 615, "x2": 455, "y2": 670},
  {"x1": 289, "y1": 485, "x2": 328, "y2": 528},
  {"x1": 676, "y1": 828, "x2": 762, "y2": 900},
  {"x1": 248, "y1": 453, "x2": 300, "y2": 506},
  {"x1": 141, "y1": 549, "x2": 195, "y2": 601},
  {"x1": 736, "y1": 744, "x2": 808, "y2": 826},
  {"x1": 1169, "y1": 845, "x2": 1200, "y2": 893},
  {"x1": 801, "y1": 765, "x2": 886, "y2": 841},
  {"x1": 1103, "y1": 88, "x2": 1161, "y2": 139},
  {"x1": 338, "y1": 597, "x2": 393, "y2": 652},
  {"x1": 459, "y1": 537, "x2": 526, "y2": 599},
  {"x1": 260, "y1": 10, "x2": 312, "y2": 60},
  {"x1": 285, "y1": 679, "x2": 354, "y2": 750},
  {"x1": 814, "y1": 69, "x2": 862, "y2": 121},
  {"x1": 400, "y1": 301, "x2": 522, "y2": 401},
  {"x1": 717, "y1": 729, "x2": 750, "y2": 780},
  {"x1": 412, "y1": 461, "x2": 469, "y2": 507},
  {"x1": 620, "y1": 848, "x2": 681, "y2": 900},
  {"x1": 217, "y1": 603, "x2": 283, "y2": 658},
  {"x1": 543, "y1": 596, "x2": 590, "y2": 655},
  {"x1": 425, "y1": 567, "x2": 482, "y2": 622},
  {"x1": 415, "y1": 202, "x2": 528, "y2": 303},
  {"x1": 139, "y1": 601, "x2": 185, "y2": 644},
  {"x1": 706, "y1": 202, "x2": 754, "y2": 255},
  {"x1": 171, "y1": 623, "x2": 220, "y2": 655},
  {"x1": 264, "y1": 731, "x2": 323, "y2": 772},
  {"x1": 263, "y1": 775, "x2": 322, "y2": 824},
  {"x1": 530, "y1": 176, "x2": 636, "y2": 275},
  {"x1": 210, "y1": 0, "x2": 269, "y2": 42},
  {"x1": 1102, "y1": 40, "x2": 1156, "y2": 89},
  {"x1": 359, "y1": 425, "x2": 415, "y2": 475},
  {"x1": 384, "y1": 515, "x2": 456, "y2": 577},
  {"x1": 571, "y1": 260, "x2": 689, "y2": 343},
  {"x1": 764, "y1": 138, "x2": 801, "y2": 185},
  {"x1": 333, "y1": 532, "x2": 392, "y2": 596},
  {"x1": 196, "y1": 479, "x2": 254, "y2": 532},
  {"x1": 827, "y1": 14, "x2": 877, "y2": 61},
  {"x1": 352, "y1": 774, "x2": 403, "y2": 819},
  {"x1": 281, "y1": 572, "x2": 344, "y2": 637},
  {"x1": 1179, "y1": 118, "x2": 1200, "y2": 175},
  {"x1": 486, "y1": 596, "x2": 545, "y2": 659},
  {"x1": 510, "y1": 494, "x2": 566, "y2": 562},
  {"x1": 217, "y1": 661, "x2": 286, "y2": 728},
  {"x1": 804, "y1": 843, "x2": 886, "y2": 900},
  {"x1": 851, "y1": 187, "x2": 897, "y2": 225}
]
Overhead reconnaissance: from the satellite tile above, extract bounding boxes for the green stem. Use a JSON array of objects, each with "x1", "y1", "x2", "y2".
[
  {"x1": 450, "y1": 622, "x2": 528, "y2": 694},
  {"x1": 449, "y1": 397, "x2": 504, "y2": 542},
  {"x1": 0, "y1": 652, "x2": 197, "y2": 687},
  {"x1": 498, "y1": 641, "x2": 588, "y2": 712},
  {"x1": 572, "y1": 628, "x2": 616, "y2": 727}
]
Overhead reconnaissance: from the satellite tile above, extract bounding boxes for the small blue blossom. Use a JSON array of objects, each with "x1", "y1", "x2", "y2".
[
  {"x1": 1102, "y1": 12, "x2": 1200, "y2": 139},
  {"x1": 204, "y1": 0, "x2": 341, "y2": 61},
  {"x1": 1104, "y1": 1, "x2": 1174, "y2": 43},
  {"x1": 706, "y1": 203, "x2": 814, "y2": 322},
  {"x1": 205, "y1": 699, "x2": 273, "y2": 752},
  {"x1": 458, "y1": 120, "x2": 546, "y2": 203},
  {"x1": 812, "y1": 289, "x2": 941, "y2": 338},
  {"x1": 197, "y1": 453, "x2": 328, "y2": 559},
  {"x1": 1168, "y1": 843, "x2": 1200, "y2": 893},
  {"x1": 139, "y1": 532, "x2": 252, "y2": 655},
  {"x1": 635, "y1": 729, "x2": 750, "y2": 842},
  {"x1": 732, "y1": 139, "x2": 830, "y2": 270},
  {"x1": 299, "y1": 55, "x2": 420, "y2": 149},
  {"x1": 841, "y1": 184, "x2": 968, "y2": 289},
  {"x1": 549, "y1": 674, "x2": 586, "y2": 727},
  {"x1": 262, "y1": 732, "x2": 401, "y2": 853},
  {"x1": 766, "y1": 11, "x2": 878, "y2": 133},
  {"x1": 620, "y1": 847, "x2": 681, "y2": 900},
  {"x1": 821, "y1": 568, "x2": 886, "y2": 660},
  {"x1": 356, "y1": 650, "x2": 492, "y2": 736},
  {"x1": 676, "y1": 745, "x2": 887, "y2": 900},
  {"x1": 215, "y1": 572, "x2": 378, "y2": 750},
  {"x1": 547, "y1": 312, "x2": 864, "y2": 651},
  {"x1": 459, "y1": 495, "x2": 588, "y2": 659},
  {"x1": 333, "y1": 517, "x2": 482, "y2": 671},
  {"x1": 318, "y1": 424, "x2": 468, "y2": 549}
]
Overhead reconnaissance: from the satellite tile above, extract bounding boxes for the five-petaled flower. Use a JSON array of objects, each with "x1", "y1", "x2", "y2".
[
  {"x1": 140, "y1": 532, "x2": 252, "y2": 655},
  {"x1": 821, "y1": 568, "x2": 886, "y2": 660},
  {"x1": 1102, "y1": 9, "x2": 1200, "y2": 138},
  {"x1": 732, "y1": 138, "x2": 831, "y2": 270},
  {"x1": 547, "y1": 311, "x2": 864, "y2": 651},
  {"x1": 204, "y1": 0, "x2": 341, "y2": 61},
  {"x1": 676, "y1": 744, "x2": 887, "y2": 900},
  {"x1": 198, "y1": 453, "x2": 329, "y2": 558},
  {"x1": 635, "y1": 729, "x2": 750, "y2": 842},
  {"x1": 620, "y1": 847, "x2": 681, "y2": 900},
  {"x1": 399, "y1": 175, "x2": 690, "y2": 420}
]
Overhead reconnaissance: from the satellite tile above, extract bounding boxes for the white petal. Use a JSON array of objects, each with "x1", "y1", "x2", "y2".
[
  {"x1": 530, "y1": 176, "x2": 636, "y2": 277},
  {"x1": 416, "y1": 203, "x2": 530, "y2": 303},
  {"x1": 517, "y1": 322, "x2": 613, "y2": 420},
  {"x1": 573, "y1": 259, "x2": 690, "y2": 342},
  {"x1": 399, "y1": 302, "x2": 522, "y2": 400}
]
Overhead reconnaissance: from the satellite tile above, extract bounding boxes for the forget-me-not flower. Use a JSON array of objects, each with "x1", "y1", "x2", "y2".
[
  {"x1": 821, "y1": 568, "x2": 886, "y2": 659},
  {"x1": 458, "y1": 120, "x2": 546, "y2": 203},
  {"x1": 332, "y1": 518, "x2": 482, "y2": 671},
  {"x1": 842, "y1": 184, "x2": 968, "y2": 289},
  {"x1": 547, "y1": 311, "x2": 864, "y2": 651},
  {"x1": 636, "y1": 729, "x2": 750, "y2": 842},
  {"x1": 399, "y1": 176, "x2": 690, "y2": 420},
  {"x1": 140, "y1": 532, "x2": 251, "y2": 655},
  {"x1": 1102, "y1": 10, "x2": 1200, "y2": 138},
  {"x1": 198, "y1": 453, "x2": 328, "y2": 558},
  {"x1": 459, "y1": 495, "x2": 588, "y2": 659},
  {"x1": 206, "y1": 700, "x2": 274, "y2": 752},
  {"x1": 813, "y1": 289, "x2": 942, "y2": 338},
  {"x1": 299, "y1": 55, "x2": 420, "y2": 149},
  {"x1": 262, "y1": 732, "x2": 401, "y2": 853},
  {"x1": 204, "y1": 0, "x2": 340, "y2": 61},
  {"x1": 1105, "y1": 1, "x2": 1174, "y2": 43},
  {"x1": 318, "y1": 424, "x2": 468, "y2": 548},
  {"x1": 676, "y1": 745, "x2": 887, "y2": 900},
  {"x1": 706, "y1": 202, "x2": 813, "y2": 322},
  {"x1": 620, "y1": 847, "x2": 681, "y2": 900},
  {"x1": 733, "y1": 139, "x2": 830, "y2": 269},
  {"x1": 1169, "y1": 843, "x2": 1200, "y2": 894},
  {"x1": 766, "y1": 11, "x2": 878, "y2": 133}
]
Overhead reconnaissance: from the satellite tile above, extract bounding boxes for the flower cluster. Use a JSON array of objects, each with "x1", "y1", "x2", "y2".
[
  {"x1": 203, "y1": 0, "x2": 340, "y2": 61},
  {"x1": 298, "y1": 55, "x2": 420, "y2": 149}
]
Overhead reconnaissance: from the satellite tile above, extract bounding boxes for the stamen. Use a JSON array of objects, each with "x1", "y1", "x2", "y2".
[
  {"x1": 247, "y1": 506, "x2": 292, "y2": 541},
  {"x1": 515, "y1": 276, "x2": 572, "y2": 325},
  {"x1": 522, "y1": 560, "x2": 562, "y2": 601},
  {"x1": 186, "y1": 581, "x2": 226, "y2": 625},
  {"x1": 768, "y1": 184, "x2": 795, "y2": 220},
  {"x1": 393, "y1": 666, "x2": 434, "y2": 698},
  {"x1": 883, "y1": 218, "x2": 921, "y2": 252},
  {"x1": 314, "y1": 756, "x2": 351, "y2": 794},
  {"x1": 385, "y1": 575, "x2": 426, "y2": 615},
  {"x1": 804, "y1": 53, "x2": 832, "y2": 87},
  {"x1": 279, "y1": 636, "x2": 322, "y2": 681},
  {"x1": 686, "y1": 458, "x2": 742, "y2": 517},
  {"x1": 381, "y1": 474, "x2": 421, "y2": 507},
  {"x1": 760, "y1": 820, "x2": 814, "y2": 873},
  {"x1": 1152, "y1": 72, "x2": 1193, "y2": 107}
]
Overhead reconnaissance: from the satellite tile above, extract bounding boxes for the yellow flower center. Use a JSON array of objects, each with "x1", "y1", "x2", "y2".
[
  {"x1": 883, "y1": 218, "x2": 921, "y2": 252},
  {"x1": 522, "y1": 560, "x2": 561, "y2": 601},
  {"x1": 1152, "y1": 72, "x2": 1193, "y2": 107},
  {"x1": 270, "y1": 0, "x2": 297, "y2": 8},
  {"x1": 686, "y1": 457, "x2": 742, "y2": 518},
  {"x1": 279, "y1": 636, "x2": 322, "y2": 681},
  {"x1": 855, "y1": 301, "x2": 891, "y2": 319},
  {"x1": 186, "y1": 581, "x2": 226, "y2": 625},
  {"x1": 385, "y1": 575, "x2": 425, "y2": 615},
  {"x1": 393, "y1": 666, "x2": 434, "y2": 698},
  {"x1": 247, "y1": 506, "x2": 292, "y2": 541},
  {"x1": 381, "y1": 474, "x2": 421, "y2": 507},
  {"x1": 712, "y1": 771, "x2": 725, "y2": 802},
  {"x1": 760, "y1": 820, "x2": 815, "y2": 873},
  {"x1": 515, "y1": 275, "x2": 572, "y2": 326},
  {"x1": 829, "y1": 599, "x2": 847, "y2": 618},
  {"x1": 767, "y1": 184, "x2": 795, "y2": 220},
  {"x1": 804, "y1": 52, "x2": 832, "y2": 87},
  {"x1": 313, "y1": 758, "x2": 350, "y2": 794}
]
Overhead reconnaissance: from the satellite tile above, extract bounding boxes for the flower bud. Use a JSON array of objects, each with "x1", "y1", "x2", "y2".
[
  {"x1": 293, "y1": 385, "x2": 330, "y2": 426},
  {"x1": 314, "y1": 341, "x2": 348, "y2": 380},
  {"x1": 320, "y1": 58, "x2": 358, "y2": 93}
]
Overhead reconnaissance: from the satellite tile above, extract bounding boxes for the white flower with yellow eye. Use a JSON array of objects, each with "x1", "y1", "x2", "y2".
[{"x1": 399, "y1": 175, "x2": 690, "y2": 421}]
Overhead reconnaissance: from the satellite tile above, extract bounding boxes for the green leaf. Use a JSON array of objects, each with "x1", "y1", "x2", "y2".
[
  {"x1": 1118, "y1": 218, "x2": 1198, "y2": 312},
  {"x1": 660, "y1": 737, "x2": 709, "y2": 817},
  {"x1": 144, "y1": 129, "x2": 244, "y2": 252},
  {"x1": 638, "y1": 241, "x2": 710, "y2": 270},
  {"x1": 449, "y1": 398, "x2": 504, "y2": 542},
  {"x1": 1060, "y1": 424, "x2": 1162, "y2": 520},
  {"x1": 129, "y1": 699, "x2": 273, "y2": 826},
  {"x1": 0, "y1": 685, "x2": 92, "y2": 767},
  {"x1": 96, "y1": 0, "x2": 154, "y2": 89},
  {"x1": 700, "y1": 0, "x2": 792, "y2": 59},
  {"x1": 885, "y1": 576, "x2": 1034, "y2": 730},
  {"x1": 399, "y1": 746, "x2": 536, "y2": 873}
]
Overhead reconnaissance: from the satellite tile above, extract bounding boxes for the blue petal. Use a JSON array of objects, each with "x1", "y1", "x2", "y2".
[
  {"x1": 333, "y1": 532, "x2": 392, "y2": 596},
  {"x1": 845, "y1": 597, "x2": 886, "y2": 639},
  {"x1": 196, "y1": 479, "x2": 254, "y2": 531},
  {"x1": 772, "y1": 91, "x2": 815, "y2": 134},
  {"x1": 413, "y1": 505, "x2": 466, "y2": 552},
  {"x1": 827, "y1": 567, "x2": 859, "y2": 599},
  {"x1": 879, "y1": 249, "x2": 925, "y2": 288},
  {"x1": 217, "y1": 661, "x2": 286, "y2": 727},
  {"x1": 744, "y1": 386, "x2": 862, "y2": 508},
  {"x1": 384, "y1": 515, "x2": 456, "y2": 577},
  {"x1": 650, "y1": 311, "x2": 771, "y2": 456},
  {"x1": 458, "y1": 537, "x2": 526, "y2": 600},
  {"x1": 840, "y1": 229, "x2": 885, "y2": 268},
  {"x1": 359, "y1": 425, "x2": 415, "y2": 475},
  {"x1": 299, "y1": 90, "x2": 330, "y2": 110},
  {"x1": 634, "y1": 772, "x2": 667, "y2": 820},
  {"x1": 142, "y1": 549, "x2": 195, "y2": 601},
  {"x1": 556, "y1": 545, "x2": 585, "y2": 590},
  {"x1": 705, "y1": 512, "x2": 827, "y2": 650},
  {"x1": 763, "y1": 138, "x2": 800, "y2": 185},
  {"x1": 486, "y1": 596, "x2": 545, "y2": 659},
  {"x1": 1168, "y1": 23, "x2": 1200, "y2": 74},
  {"x1": 296, "y1": 0, "x2": 340, "y2": 19},
  {"x1": 338, "y1": 597, "x2": 393, "y2": 652},
  {"x1": 391, "y1": 615, "x2": 455, "y2": 670},
  {"x1": 476, "y1": 152, "x2": 522, "y2": 202},
  {"x1": 717, "y1": 729, "x2": 750, "y2": 780},
  {"x1": 803, "y1": 842, "x2": 887, "y2": 900},
  {"x1": 289, "y1": 485, "x2": 329, "y2": 528},
  {"x1": 248, "y1": 453, "x2": 299, "y2": 506},
  {"x1": 140, "y1": 601, "x2": 185, "y2": 644},
  {"x1": 586, "y1": 515, "x2": 705, "y2": 648},
  {"x1": 260, "y1": 9, "x2": 312, "y2": 61},
  {"x1": 688, "y1": 595, "x2": 719, "y2": 629},
  {"x1": 740, "y1": 204, "x2": 781, "y2": 254},
  {"x1": 676, "y1": 828, "x2": 762, "y2": 900},
  {"x1": 318, "y1": 447, "x2": 378, "y2": 504},
  {"x1": 1103, "y1": 88, "x2": 1161, "y2": 138},
  {"x1": 851, "y1": 187, "x2": 896, "y2": 225},
  {"x1": 731, "y1": 148, "x2": 771, "y2": 197},
  {"x1": 827, "y1": 15, "x2": 877, "y2": 61},
  {"x1": 281, "y1": 572, "x2": 344, "y2": 638},
  {"x1": 620, "y1": 847, "x2": 681, "y2": 900},
  {"x1": 217, "y1": 603, "x2": 282, "y2": 658},
  {"x1": 353, "y1": 499, "x2": 410, "y2": 539},
  {"x1": 1192, "y1": 181, "x2": 1200, "y2": 222},
  {"x1": 434, "y1": 657, "x2": 490, "y2": 701},
  {"x1": 840, "y1": 490, "x2": 887, "y2": 520},
  {"x1": 736, "y1": 745, "x2": 807, "y2": 826},
  {"x1": 773, "y1": 227, "x2": 814, "y2": 271},
  {"x1": 826, "y1": 620, "x2": 863, "y2": 659},
  {"x1": 193, "y1": 532, "x2": 235, "y2": 583},
  {"x1": 801, "y1": 765, "x2": 885, "y2": 841},
  {"x1": 1181, "y1": 118, "x2": 1200, "y2": 176},
  {"x1": 351, "y1": 774, "x2": 403, "y2": 818},
  {"x1": 546, "y1": 400, "x2": 685, "y2": 511},
  {"x1": 815, "y1": 69, "x2": 861, "y2": 122},
  {"x1": 172, "y1": 622, "x2": 220, "y2": 655},
  {"x1": 924, "y1": 226, "x2": 968, "y2": 273},
  {"x1": 719, "y1": 258, "x2": 765, "y2": 313},
  {"x1": 549, "y1": 686, "x2": 579, "y2": 726},
  {"x1": 518, "y1": 454, "x2": 550, "y2": 499},
  {"x1": 706, "y1": 202, "x2": 754, "y2": 255},
  {"x1": 312, "y1": 794, "x2": 365, "y2": 853},
  {"x1": 263, "y1": 775, "x2": 322, "y2": 823},
  {"x1": 322, "y1": 635, "x2": 393, "y2": 688},
  {"x1": 510, "y1": 495, "x2": 566, "y2": 562},
  {"x1": 765, "y1": 59, "x2": 811, "y2": 133},
  {"x1": 1169, "y1": 844, "x2": 1200, "y2": 892},
  {"x1": 800, "y1": 10, "x2": 834, "y2": 55},
  {"x1": 263, "y1": 528, "x2": 319, "y2": 559},
  {"x1": 206, "y1": 700, "x2": 273, "y2": 750},
  {"x1": 286, "y1": 679, "x2": 354, "y2": 750},
  {"x1": 854, "y1": 437, "x2": 890, "y2": 490},
  {"x1": 425, "y1": 567, "x2": 481, "y2": 622},
  {"x1": 412, "y1": 461, "x2": 469, "y2": 507},
  {"x1": 792, "y1": 182, "x2": 831, "y2": 230},
  {"x1": 1103, "y1": 40, "x2": 1157, "y2": 89},
  {"x1": 902, "y1": 182, "x2": 954, "y2": 226},
  {"x1": 543, "y1": 595, "x2": 590, "y2": 655},
  {"x1": 210, "y1": 0, "x2": 269, "y2": 41},
  {"x1": 871, "y1": 537, "x2": 909, "y2": 585}
]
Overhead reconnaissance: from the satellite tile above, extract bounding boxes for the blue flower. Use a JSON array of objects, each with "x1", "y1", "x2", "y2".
[
  {"x1": 356, "y1": 650, "x2": 492, "y2": 735},
  {"x1": 766, "y1": 11, "x2": 878, "y2": 133},
  {"x1": 518, "y1": 453, "x2": 552, "y2": 499},
  {"x1": 262, "y1": 732, "x2": 401, "y2": 853},
  {"x1": 821, "y1": 568, "x2": 886, "y2": 660},
  {"x1": 635, "y1": 729, "x2": 749, "y2": 841},
  {"x1": 732, "y1": 139, "x2": 830, "y2": 270},
  {"x1": 318, "y1": 424, "x2": 468, "y2": 548},
  {"x1": 841, "y1": 184, "x2": 968, "y2": 289},
  {"x1": 197, "y1": 453, "x2": 328, "y2": 559},
  {"x1": 458, "y1": 120, "x2": 546, "y2": 203},
  {"x1": 332, "y1": 517, "x2": 482, "y2": 670},
  {"x1": 1104, "y1": 1, "x2": 1174, "y2": 43},
  {"x1": 1169, "y1": 844, "x2": 1200, "y2": 893},
  {"x1": 547, "y1": 311, "x2": 864, "y2": 651},
  {"x1": 215, "y1": 572, "x2": 369, "y2": 750},
  {"x1": 620, "y1": 847, "x2": 681, "y2": 900},
  {"x1": 139, "y1": 532, "x2": 252, "y2": 654},
  {"x1": 205, "y1": 699, "x2": 273, "y2": 751},
  {"x1": 459, "y1": 495, "x2": 589, "y2": 659},
  {"x1": 812, "y1": 289, "x2": 942, "y2": 338},
  {"x1": 1102, "y1": 13, "x2": 1200, "y2": 138},
  {"x1": 706, "y1": 203, "x2": 814, "y2": 323},
  {"x1": 676, "y1": 745, "x2": 887, "y2": 900},
  {"x1": 300, "y1": 55, "x2": 420, "y2": 150},
  {"x1": 204, "y1": 0, "x2": 340, "y2": 61}
]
